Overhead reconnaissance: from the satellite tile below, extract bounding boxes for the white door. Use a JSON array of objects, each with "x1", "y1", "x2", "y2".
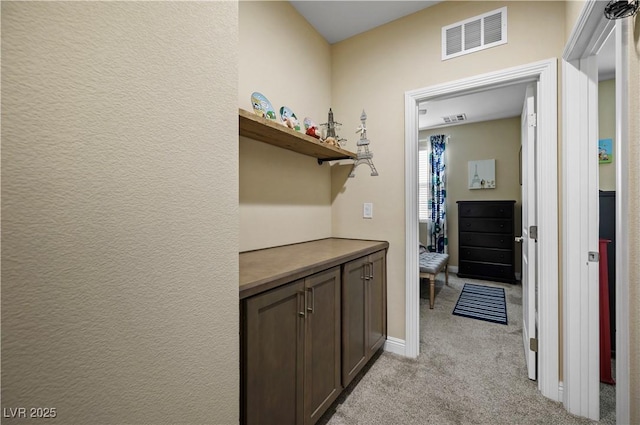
[{"x1": 521, "y1": 83, "x2": 538, "y2": 380}]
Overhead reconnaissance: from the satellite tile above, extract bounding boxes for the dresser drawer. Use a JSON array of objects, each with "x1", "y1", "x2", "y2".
[
  {"x1": 458, "y1": 202, "x2": 513, "y2": 218},
  {"x1": 459, "y1": 232, "x2": 513, "y2": 249},
  {"x1": 460, "y1": 247, "x2": 513, "y2": 265},
  {"x1": 459, "y1": 218, "x2": 512, "y2": 234},
  {"x1": 459, "y1": 261, "x2": 514, "y2": 280}
]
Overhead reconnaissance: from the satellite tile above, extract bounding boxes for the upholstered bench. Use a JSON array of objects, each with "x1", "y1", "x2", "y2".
[{"x1": 419, "y1": 250, "x2": 449, "y2": 309}]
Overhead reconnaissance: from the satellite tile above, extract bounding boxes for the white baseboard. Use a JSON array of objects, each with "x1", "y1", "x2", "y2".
[{"x1": 384, "y1": 336, "x2": 406, "y2": 356}]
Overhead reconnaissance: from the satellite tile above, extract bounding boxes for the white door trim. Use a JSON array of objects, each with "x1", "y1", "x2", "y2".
[
  {"x1": 404, "y1": 58, "x2": 559, "y2": 402},
  {"x1": 562, "y1": 0, "x2": 629, "y2": 421},
  {"x1": 613, "y1": 19, "x2": 630, "y2": 425}
]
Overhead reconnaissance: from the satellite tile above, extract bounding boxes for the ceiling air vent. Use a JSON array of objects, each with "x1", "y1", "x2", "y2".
[
  {"x1": 442, "y1": 7, "x2": 507, "y2": 61},
  {"x1": 442, "y1": 114, "x2": 467, "y2": 124}
]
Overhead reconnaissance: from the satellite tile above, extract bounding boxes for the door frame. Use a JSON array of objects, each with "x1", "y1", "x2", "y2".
[
  {"x1": 562, "y1": 1, "x2": 630, "y2": 421},
  {"x1": 404, "y1": 58, "x2": 559, "y2": 401},
  {"x1": 521, "y1": 83, "x2": 538, "y2": 381}
]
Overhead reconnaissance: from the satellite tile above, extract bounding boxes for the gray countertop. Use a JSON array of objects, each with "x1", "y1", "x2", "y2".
[{"x1": 239, "y1": 238, "x2": 389, "y2": 299}]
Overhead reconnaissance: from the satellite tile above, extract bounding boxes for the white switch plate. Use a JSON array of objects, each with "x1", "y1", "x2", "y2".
[{"x1": 363, "y1": 203, "x2": 373, "y2": 219}]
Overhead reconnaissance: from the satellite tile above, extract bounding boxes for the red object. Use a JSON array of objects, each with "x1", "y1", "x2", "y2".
[
  {"x1": 599, "y1": 239, "x2": 615, "y2": 385},
  {"x1": 306, "y1": 126, "x2": 321, "y2": 139}
]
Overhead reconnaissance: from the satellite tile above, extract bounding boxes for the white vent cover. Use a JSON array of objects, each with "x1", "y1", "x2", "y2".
[
  {"x1": 442, "y1": 7, "x2": 507, "y2": 60},
  {"x1": 442, "y1": 113, "x2": 467, "y2": 124}
]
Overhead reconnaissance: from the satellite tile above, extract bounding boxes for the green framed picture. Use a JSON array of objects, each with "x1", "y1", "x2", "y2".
[{"x1": 598, "y1": 138, "x2": 613, "y2": 164}]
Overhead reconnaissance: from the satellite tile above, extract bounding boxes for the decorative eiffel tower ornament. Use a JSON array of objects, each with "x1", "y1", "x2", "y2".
[
  {"x1": 349, "y1": 110, "x2": 379, "y2": 177},
  {"x1": 319, "y1": 108, "x2": 346, "y2": 147}
]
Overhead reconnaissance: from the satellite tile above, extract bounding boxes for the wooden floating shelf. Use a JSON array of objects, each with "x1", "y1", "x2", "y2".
[{"x1": 239, "y1": 109, "x2": 357, "y2": 162}]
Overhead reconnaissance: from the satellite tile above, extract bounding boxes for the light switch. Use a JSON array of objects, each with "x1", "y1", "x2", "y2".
[{"x1": 363, "y1": 203, "x2": 373, "y2": 219}]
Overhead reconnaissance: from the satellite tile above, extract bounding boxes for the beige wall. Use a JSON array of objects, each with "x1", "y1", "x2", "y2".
[
  {"x1": 599, "y1": 79, "x2": 616, "y2": 190},
  {"x1": 565, "y1": 0, "x2": 587, "y2": 41},
  {"x1": 420, "y1": 117, "x2": 523, "y2": 274},
  {"x1": 627, "y1": 13, "x2": 640, "y2": 424},
  {"x1": 1, "y1": 2, "x2": 239, "y2": 424},
  {"x1": 239, "y1": 1, "x2": 333, "y2": 251},
  {"x1": 331, "y1": 1, "x2": 566, "y2": 340}
]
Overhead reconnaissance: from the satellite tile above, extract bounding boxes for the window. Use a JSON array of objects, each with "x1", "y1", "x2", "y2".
[{"x1": 418, "y1": 143, "x2": 431, "y2": 223}]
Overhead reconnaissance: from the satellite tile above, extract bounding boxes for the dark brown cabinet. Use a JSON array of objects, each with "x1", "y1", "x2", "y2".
[
  {"x1": 457, "y1": 200, "x2": 516, "y2": 283},
  {"x1": 240, "y1": 238, "x2": 388, "y2": 425},
  {"x1": 342, "y1": 250, "x2": 387, "y2": 387},
  {"x1": 304, "y1": 268, "x2": 342, "y2": 424},
  {"x1": 243, "y1": 279, "x2": 304, "y2": 425},
  {"x1": 242, "y1": 267, "x2": 341, "y2": 425}
]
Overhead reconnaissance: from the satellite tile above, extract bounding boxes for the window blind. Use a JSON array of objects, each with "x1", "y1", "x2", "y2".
[{"x1": 418, "y1": 143, "x2": 431, "y2": 223}]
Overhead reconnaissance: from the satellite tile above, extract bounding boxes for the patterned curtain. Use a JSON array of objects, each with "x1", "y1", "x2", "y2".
[{"x1": 428, "y1": 134, "x2": 447, "y2": 254}]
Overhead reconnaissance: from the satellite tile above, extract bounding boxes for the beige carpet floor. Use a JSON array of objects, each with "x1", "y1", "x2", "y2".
[{"x1": 323, "y1": 273, "x2": 616, "y2": 425}]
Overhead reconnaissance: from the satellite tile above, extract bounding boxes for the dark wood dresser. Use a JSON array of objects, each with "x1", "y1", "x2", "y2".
[{"x1": 457, "y1": 200, "x2": 516, "y2": 283}]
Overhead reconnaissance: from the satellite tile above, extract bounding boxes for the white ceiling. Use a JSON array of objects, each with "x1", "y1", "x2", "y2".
[
  {"x1": 289, "y1": 1, "x2": 617, "y2": 130},
  {"x1": 418, "y1": 82, "x2": 530, "y2": 129},
  {"x1": 289, "y1": 1, "x2": 441, "y2": 44}
]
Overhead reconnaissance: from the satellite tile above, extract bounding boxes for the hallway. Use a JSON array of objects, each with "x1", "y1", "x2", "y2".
[{"x1": 323, "y1": 274, "x2": 614, "y2": 424}]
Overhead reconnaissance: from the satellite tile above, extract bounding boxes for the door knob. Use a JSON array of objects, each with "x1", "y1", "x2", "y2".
[{"x1": 515, "y1": 236, "x2": 524, "y2": 243}]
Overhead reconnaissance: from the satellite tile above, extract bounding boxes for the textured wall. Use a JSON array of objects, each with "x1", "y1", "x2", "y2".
[
  {"x1": 1, "y1": 2, "x2": 239, "y2": 424},
  {"x1": 420, "y1": 117, "x2": 523, "y2": 272},
  {"x1": 330, "y1": 1, "x2": 566, "y2": 340},
  {"x1": 239, "y1": 1, "x2": 333, "y2": 251}
]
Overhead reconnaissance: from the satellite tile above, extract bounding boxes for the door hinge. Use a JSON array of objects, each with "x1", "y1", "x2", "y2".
[
  {"x1": 588, "y1": 251, "x2": 600, "y2": 262},
  {"x1": 528, "y1": 112, "x2": 537, "y2": 127},
  {"x1": 529, "y1": 225, "x2": 538, "y2": 241},
  {"x1": 530, "y1": 337, "x2": 539, "y2": 352}
]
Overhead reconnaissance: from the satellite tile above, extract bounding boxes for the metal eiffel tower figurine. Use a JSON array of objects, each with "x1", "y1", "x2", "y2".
[{"x1": 349, "y1": 110, "x2": 379, "y2": 177}]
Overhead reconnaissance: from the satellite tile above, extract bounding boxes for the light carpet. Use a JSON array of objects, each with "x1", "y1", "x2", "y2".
[{"x1": 322, "y1": 274, "x2": 615, "y2": 425}]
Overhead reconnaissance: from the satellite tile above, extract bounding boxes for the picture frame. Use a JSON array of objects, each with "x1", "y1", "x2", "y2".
[
  {"x1": 468, "y1": 159, "x2": 496, "y2": 189},
  {"x1": 598, "y1": 138, "x2": 613, "y2": 164}
]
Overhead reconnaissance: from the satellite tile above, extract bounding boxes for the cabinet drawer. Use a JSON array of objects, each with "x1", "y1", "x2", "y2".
[
  {"x1": 459, "y1": 247, "x2": 513, "y2": 264},
  {"x1": 459, "y1": 218, "x2": 512, "y2": 234},
  {"x1": 459, "y1": 261, "x2": 514, "y2": 280},
  {"x1": 459, "y1": 232, "x2": 513, "y2": 249},
  {"x1": 458, "y1": 203, "x2": 513, "y2": 218}
]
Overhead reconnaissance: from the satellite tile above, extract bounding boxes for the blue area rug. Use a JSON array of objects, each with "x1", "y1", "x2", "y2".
[{"x1": 452, "y1": 283, "x2": 507, "y2": 325}]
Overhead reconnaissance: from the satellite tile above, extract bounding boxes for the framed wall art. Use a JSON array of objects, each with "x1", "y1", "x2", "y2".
[
  {"x1": 468, "y1": 159, "x2": 496, "y2": 189},
  {"x1": 598, "y1": 138, "x2": 613, "y2": 164}
]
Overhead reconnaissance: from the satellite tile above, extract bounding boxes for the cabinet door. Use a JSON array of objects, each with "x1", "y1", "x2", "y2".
[
  {"x1": 304, "y1": 267, "x2": 341, "y2": 425},
  {"x1": 366, "y1": 250, "x2": 387, "y2": 356},
  {"x1": 244, "y1": 281, "x2": 305, "y2": 425},
  {"x1": 341, "y1": 257, "x2": 368, "y2": 387}
]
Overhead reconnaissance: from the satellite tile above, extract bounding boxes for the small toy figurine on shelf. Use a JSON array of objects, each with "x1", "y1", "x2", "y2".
[
  {"x1": 305, "y1": 125, "x2": 321, "y2": 139},
  {"x1": 279, "y1": 106, "x2": 301, "y2": 132},
  {"x1": 303, "y1": 117, "x2": 321, "y2": 139},
  {"x1": 283, "y1": 115, "x2": 300, "y2": 131},
  {"x1": 320, "y1": 108, "x2": 346, "y2": 147},
  {"x1": 350, "y1": 109, "x2": 379, "y2": 177}
]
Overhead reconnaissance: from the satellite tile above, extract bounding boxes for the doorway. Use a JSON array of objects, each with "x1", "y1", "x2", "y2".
[
  {"x1": 562, "y1": 1, "x2": 630, "y2": 422},
  {"x1": 404, "y1": 58, "x2": 559, "y2": 401}
]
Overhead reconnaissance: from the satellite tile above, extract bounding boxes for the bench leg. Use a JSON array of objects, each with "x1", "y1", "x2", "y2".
[
  {"x1": 429, "y1": 274, "x2": 435, "y2": 309},
  {"x1": 445, "y1": 265, "x2": 449, "y2": 286}
]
